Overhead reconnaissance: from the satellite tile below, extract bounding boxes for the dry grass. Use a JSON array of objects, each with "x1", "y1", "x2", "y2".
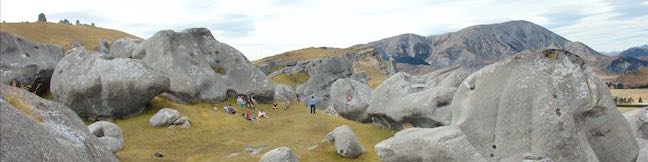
[
  {"x1": 611, "y1": 89, "x2": 648, "y2": 113},
  {"x1": 3, "y1": 90, "x2": 43, "y2": 122},
  {"x1": 0, "y1": 22, "x2": 139, "y2": 51},
  {"x1": 353, "y1": 59, "x2": 388, "y2": 89},
  {"x1": 270, "y1": 72, "x2": 310, "y2": 88},
  {"x1": 253, "y1": 47, "x2": 343, "y2": 65},
  {"x1": 113, "y1": 97, "x2": 394, "y2": 162}
]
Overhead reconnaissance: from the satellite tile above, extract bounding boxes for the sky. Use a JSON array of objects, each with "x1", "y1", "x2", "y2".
[{"x1": 1, "y1": 0, "x2": 647, "y2": 60}]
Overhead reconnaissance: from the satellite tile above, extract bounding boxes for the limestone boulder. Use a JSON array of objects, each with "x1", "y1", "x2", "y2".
[
  {"x1": 88, "y1": 121, "x2": 124, "y2": 153},
  {"x1": 274, "y1": 83, "x2": 297, "y2": 102},
  {"x1": 149, "y1": 108, "x2": 191, "y2": 128},
  {"x1": 132, "y1": 28, "x2": 274, "y2": 103},
  {"x1": 0, "y1": 85, "x2": 117, "y2": 161},
  {"x1": 367, "y1": 66, "x2": 473, "y2": 130},
  {"x1": 623, "y1": 107, "x2": 647, "y2": 139},
  {"x1": 329, "y1": 78, "x2": 372, "y2": 122},
  {"x1": 108, "y1": 37, "x2": 141, "y2": 58},
  {"x1": 259, "y1": 147, "x2": 298, "y2": 162},
  {"x1": 298, "y1": 56, "x2": 353, "y2": 108},
  {"x1": 0, "y1": 31, "x2": 64, "y2": 94},
  {"x1": 376, "y1": 49, "x2": 639, "y2": 162},
  {"x1": 50, "y1": 48, "x2": 170, "y2": 119},
  {"x1": 325, "y1": 125, "x2": 365, "y2": 158}
]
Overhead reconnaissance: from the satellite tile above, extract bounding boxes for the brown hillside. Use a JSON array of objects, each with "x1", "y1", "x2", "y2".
[{"x1": 0, "y1": 22, "x2": 139, "y2": 51}]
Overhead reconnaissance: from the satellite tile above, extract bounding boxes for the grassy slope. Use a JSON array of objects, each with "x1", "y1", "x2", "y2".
[
  {"x1": 0, "y1": 22, "x2": 139, "y2": 51},
  {"x1": 270, "y1": 72, "x2": 310, "y2": 88},
  {"x1": 253, "y1": 47, "x2": 343, "y2": 65},
  {"x1": 114, "y1": 97, "x2": 394, "y2": 162}
]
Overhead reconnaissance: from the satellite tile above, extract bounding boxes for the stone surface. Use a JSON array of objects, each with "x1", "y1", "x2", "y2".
[
  {"x1": 88, "y1": 121, "x2": 124, "y2": 153},
  {"x1": 274, "y1": 83, "x2": 297, "y2": 102},
  {"x1": 325, "y1": 125, "x2": 364, "y2": 158},
  {"x1": 298, "y1": 55, "x2": 353, "y2": 108},
  {"x1": 108, "y1": 37, "x2": 141, "y2": 58},
  {"x1": 375, "y1": 49, "x2": 638, "y2": 161},
  {"x1": 350, "y1": 72, "x2": 369, "y2": 84},
  {"x1": 329, "y1": 78, "x2": 372, "y2": 122},
  {"x1": 0, "y1": 85, "x2": 117, "y2": 161},
  {"x1": 367, "y1": 66, "x2": 473, "y2": 130},
  {"x1": 50, "y1": 48, "x2": 170, "y2": 119},
  {"x1": 259, "y1": 147, "x2": 298, "y2": 162},
  {"x1": 132, "y1": 28, "x2": 274, "y2": 103},
  {"x1": 98, "y1": 40, "x2": 110, "y2": 54},
  {"x1": 149, "y1": 108, "x2": 181, "y2": 127},
  {"x1": 623, "y1": 107, "x2": 647, "y2": 139},
  {"x1": 0, "y1": 31, "x2": 64, "y2": 94},
  {"x1": 638, "y1": 138, "x2": 648, "y2": 162}
]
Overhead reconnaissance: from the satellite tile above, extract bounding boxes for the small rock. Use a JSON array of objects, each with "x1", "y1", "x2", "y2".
[
  {"x1": 154, "y1": 152, "x2": 164, "y2": 158},
  {"x1": 87, "y1": 121, "x2": 124, "y2": 153},
  {"x1": 149, "y1": 108, "x2": 181, "y2": 127},
  {"x1": 259, "y1": 147, "x2": 298, "y2": 162}
]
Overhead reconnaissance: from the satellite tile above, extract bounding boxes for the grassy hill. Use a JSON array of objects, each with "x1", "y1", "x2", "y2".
[
  {"x1": 114, "y1": 97, "x2": 394, "y2": 162},
  {"x1": 0, "y1": 22, "x2": 139, "y2": 51}
]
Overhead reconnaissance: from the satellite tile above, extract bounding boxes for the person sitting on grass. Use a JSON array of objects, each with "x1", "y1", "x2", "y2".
[
  {"x1": 224, "y1": 103, "x2": 237, "y2": 114},
  {"x1": 272, "y1": 101, "x2": 279, "y2": 110},
  {"x1": 236, "y1": 96, "x2": 247, "y2": 108},
  {"x1": 258, "y1": 109, "x2": 269, "y2": 119}
]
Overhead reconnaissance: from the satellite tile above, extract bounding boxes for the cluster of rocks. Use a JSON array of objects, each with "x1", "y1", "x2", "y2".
[
  {"x1": 374, "y1": 49, "x2": 640, "y2": 161},
  {"x1": 149, "y1": 108, "x2": 191, "y2": 129}
]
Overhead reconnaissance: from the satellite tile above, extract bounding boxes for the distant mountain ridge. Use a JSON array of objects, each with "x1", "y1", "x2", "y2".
[
  {"x1": 367, "y1": 20, "x2": 604, "y2": 68},
  {"x1": 619, "y1": 45, "x2": 648, "y2": 60}
]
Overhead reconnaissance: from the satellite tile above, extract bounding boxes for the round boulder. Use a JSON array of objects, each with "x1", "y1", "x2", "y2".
[
  {"x1": 149, "y1": 108, "x2": 181, "y2": 127},
  {"x1": 259, "y1": 147, "x2": 298, "y2": 162},
  {"x1": 88, "y1": 121, "x2": 124, "y2": 153},
  {"x1": 325, "y1": 125, "x2": 364, "y2": 158},
  {"x1": 329, "y1": 78, "x2": 372, "y2": 122}
]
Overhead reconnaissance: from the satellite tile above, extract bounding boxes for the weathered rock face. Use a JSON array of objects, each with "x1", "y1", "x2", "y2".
[
  {"x1": 367, "y1": 66, "x2": 473, "y2": 130},
  {"x1": 88, "y1": 121, "x2": 124, "y2": 153},
  {"x1": 0, "y1": 31, "x2": 64, "y2": 94},
  {"x1": 376, "y1": 49, "x2": 639, "y2": 162},
  {"x1": 325, "y1": 125, "x2": 365, "y2": 158},
  {"x1": 132, "y1": 28, "x2": 274, "y2": 103},
  {"x1": 149, "y1": 108, "x2": 191, "y2": 128},
  {"x1": 259, "y1": 147, "x2": 298, "y2": 162},
  {"x1": 108, "y1": 38, "x2": 141, "y2": 58},
  {"x1": 298, "y1": 55, "x2": 353, "y2": 108},
  {"x1": 637, "y1": 138, "x2": 648, "y2": 162},
  {"x1": 329, "y1": 78, "x2": 372, "y2": 122},
  {"x1": 350, "y1": 72, "x2": 369, "y2": 84},
  {"x1": 624, "y1": 107, "x2": 647, "y2": 139},
  {"x1": 98, "y1": 40, "x2": 110, "y2": 54},
  {"x1": 50, "y1": 48, "x2": 170, "y2": 119},
  {"x1": 274, "y1": 83, "x2": 297, "y2": 102},
  {"x1": 0, "y1": 85, "x2": 117, "y2": 162}
]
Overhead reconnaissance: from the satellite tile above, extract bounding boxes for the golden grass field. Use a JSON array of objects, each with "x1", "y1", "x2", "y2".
[
  {"x1": 0, "y1": 22, "x2": 139, "y2": 51},
  {"x1": 610, "y1": 89, "x2": 648, "y2": 113},
  {"x1": 113, "y1": 97, "x2": 394, "y2": 162}
]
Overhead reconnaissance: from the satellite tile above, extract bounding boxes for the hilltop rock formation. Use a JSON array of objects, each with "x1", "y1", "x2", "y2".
[
  {"x1": 325, "y1": 125, "x2": 365, "y2": 158},
  {"x1": 88, "y1": 121, "x2": 124, "y2": 153},
  {"x1": 367, "y1": 66, "x2": 473, "y2": 130},
  {"x1": 375, "y1": 49, "x2": 638, "y2": 162},
  {"x1": 132, "y1": 28, "x2": 274, "y2": 103},
  {"x1": 259, "y1": 147, "x2": 298, "y2": 162},
  {"x1": 0, "y1": 31, "x2": 64, "y2": 94},
  {"x1": 0, "y1": 85, "x2": 117, "y2": 161},
  {"x1": 329, "y1": 78, "x2": 372, "y2": 122},
  {"x1": 37, "y1": 13, "x2": 46, "y2": 22},
  {"x1": 298, "y1": 55, "x2": 353, "y2": 108},
  {"x1": 50, "y1": 48, "x2": 170, "y2": 119}
]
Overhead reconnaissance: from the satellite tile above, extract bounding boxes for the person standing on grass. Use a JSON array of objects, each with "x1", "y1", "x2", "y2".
[
  {"x1": 309, "y1": 95, "x2": 318, "y2": 114},
  {"x1": 284, "y1": 99, "x2": 290, "y2": 110}
]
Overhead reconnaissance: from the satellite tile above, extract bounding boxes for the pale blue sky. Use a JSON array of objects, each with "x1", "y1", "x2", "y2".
[{"x1": 1, "y1": 0, "x2": 647, "y2": 60}]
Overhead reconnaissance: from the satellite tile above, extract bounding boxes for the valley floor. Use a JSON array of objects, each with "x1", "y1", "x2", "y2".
[{"x1": 113, "y1": 97, "x2": 394, "y2": 162}]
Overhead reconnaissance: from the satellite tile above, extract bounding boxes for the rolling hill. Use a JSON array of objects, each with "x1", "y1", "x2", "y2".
[{"x1": 0, "y1": 22, "x2": 139, "y2": 51}]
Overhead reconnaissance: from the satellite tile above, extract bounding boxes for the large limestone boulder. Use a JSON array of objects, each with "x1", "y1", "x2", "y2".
[
  {"x1": 108, "y1": 37, "x2": 141, "y2": 58},
  {"x1": 274, "y1": 83, "x2": 297, "y2": 102},
  {"x1": 259, "y1": 147, "x2": 298, "y2": 162},
  {"x1": 149, "y1": 108, "x2": 191, "y2": 128},
  {"x1": 376, "y1": 49, "x2": 639, "y2": 162},
  {"x1": 623, "y1": 107, "x2": 647, "y2": 139},
  {"x1": 367, "y1": 66, "x2": 473, "y2": 130},
  {"x1": 88, "y1": 121, "x2": 124, "y2": 153},
  {"x1": 50, "y1": 48, "x2": 170, "y2": 119},
  {"x1": 325, "y1": 125, "x2": 365, "y2": 158},
  {"x1": 0, "y1": 85, "x2": 117, "y2": 161},
  {"x1": 298, "y1": 55, "x2": 353, "y2": 108},
  {"x1": 638, "y1": 138, "x2": 648, "y2": 162},
  {"x1": 0, "y1": 31, "x2": 64, "y2": 94},
  {"x1": 132, "y1": 28, "x2": 274, "y2": 103},
  {"x1": 329, "y1": 78, "x2": 372, "y2": 122}
]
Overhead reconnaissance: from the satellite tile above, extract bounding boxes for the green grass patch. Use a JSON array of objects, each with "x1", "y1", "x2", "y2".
[
  {"x1": 113, "y1": 96, "x2": 394, "y2": 162},
  {"x1": 270, "y1": 72, "x2": 310, "y2": 88}
]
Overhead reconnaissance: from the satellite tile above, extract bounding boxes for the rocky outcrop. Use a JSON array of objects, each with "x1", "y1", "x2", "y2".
[
  {"x1": 50, "y1": 48, "x2": 170, "y2": 119},
  {"x1": 98, "y1": 40, "x2": 110, "y2": 54},
  {"x1": 108, "y1": 38, "x2": 141, "y2": 58},
  {"x1": 274, "y1": 83, "x2": 297, "y2": 102},
  {"x1": 329, "y1": 78, "x2": 372, "y2": 122},
  {"x1": 259, "y1": 147, "x2": 298, "y2": 162},
  {"x1": 0, "y1": 85, "x2": 117, "y2": 162},
  {"x1": 350, "y1": 72, "x2": 369, "y2": 84},
  {"x1": 149, "y1": 108, "x2": 191, "y2": 128},
  {"x1": 88, "y1": 121, "x2": 124, "y2": 153},
  {"x1": 298, "y1": 55, "x2": 353, "y2": 108},
  {"x1": 0, "y1": 31, "x2": 64, "y2": 94},
  {"x1": 367, "y1": 66, "x2": 473, "y2": 130},
  {"x1": 325, "y1": 125, "x2": 365, "y2": 158},
  {"x1": 376, "y1": 49, "x2": 638, "y2": 162},
  {"x1": 624, "y1": 107, "x2": 647, "y2": 139},
  {"x1": 132, "y1": 28, "x2": 274, "y2": 103}
]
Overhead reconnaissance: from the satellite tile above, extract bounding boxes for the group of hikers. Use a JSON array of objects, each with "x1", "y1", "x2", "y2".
[
  {"x1": 614, "y1": 96, "x2": 644, "y2": 104},
  {"x1": 216, "y1": 92, "x2": 355, "y2": 120}
]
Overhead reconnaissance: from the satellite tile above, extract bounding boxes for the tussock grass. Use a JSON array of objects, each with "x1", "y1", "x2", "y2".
[
  {"x1": 113, "y1": 97, "x2": 394, "y2": 162},
  {"x1": 3, "y1": 91, "x2": 43, "y2": 122},
  {"x1": 0, "y1": 22, "x2": 139, "y2": 51}
]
